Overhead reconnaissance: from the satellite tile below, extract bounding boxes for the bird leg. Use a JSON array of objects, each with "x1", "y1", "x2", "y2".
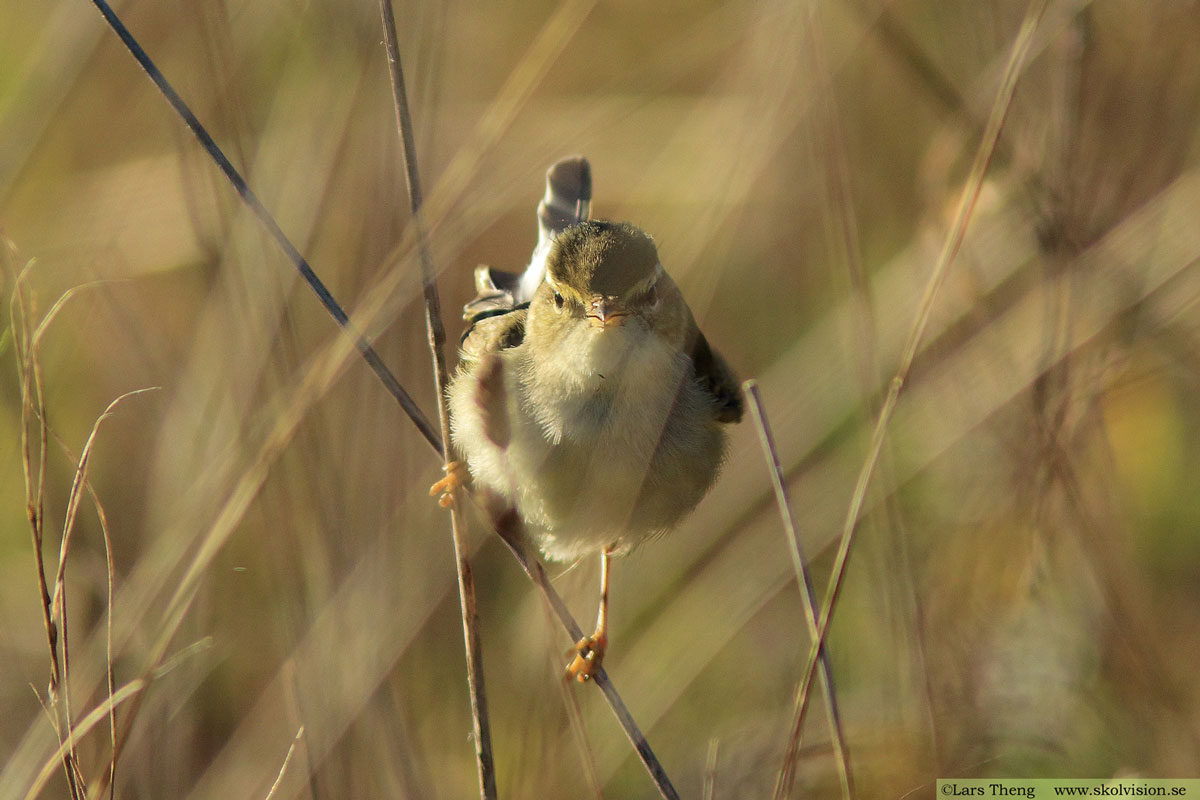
[
  {"x1": 565, "y1": 546, "x2": 612, "y2": 683},
  {"x1": 429, "y1": 461, "x2": 469, "y2": 508}
]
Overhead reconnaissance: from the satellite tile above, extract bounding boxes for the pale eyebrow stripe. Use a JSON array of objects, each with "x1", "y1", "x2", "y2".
[{"x1": 628, "y1": 263, "x2": 664, "y2": 294}]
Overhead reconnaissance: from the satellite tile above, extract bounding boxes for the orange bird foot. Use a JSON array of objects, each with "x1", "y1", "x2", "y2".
[
  {"x1": 564, "y1": 630, "x2": 607, "y2": 683},
  {"x1": 428, "y1": 461, "x2": 468, "y2": 508}
]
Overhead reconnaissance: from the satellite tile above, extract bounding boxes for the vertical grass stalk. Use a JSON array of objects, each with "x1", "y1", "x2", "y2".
[{"x1": 376, "y1": 2, "x2": 496, "y2": 797}]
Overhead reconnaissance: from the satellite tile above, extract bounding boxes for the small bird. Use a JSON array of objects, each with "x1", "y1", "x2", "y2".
[{"x1": 436, "y1": 156, "x2": 742, "y2": 681}]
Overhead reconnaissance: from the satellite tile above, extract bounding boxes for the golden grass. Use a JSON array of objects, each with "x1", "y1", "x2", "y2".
[{"x1": 3, "y1": 1, "x2": 1200, "y2": 797}]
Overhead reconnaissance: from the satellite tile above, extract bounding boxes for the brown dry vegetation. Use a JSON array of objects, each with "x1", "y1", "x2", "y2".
[{"x1": 2, "y1": 1, "x2": 1200, "y2": 798}]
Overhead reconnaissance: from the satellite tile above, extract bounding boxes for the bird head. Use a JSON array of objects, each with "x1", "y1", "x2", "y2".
[{"x1": 527, "y1": 221, "x2": 691, "y2": 355}]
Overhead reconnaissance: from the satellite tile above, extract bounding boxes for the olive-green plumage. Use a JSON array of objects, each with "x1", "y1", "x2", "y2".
[{"x1": 545, "y1": 221, "x2": 659, "y2": 299}]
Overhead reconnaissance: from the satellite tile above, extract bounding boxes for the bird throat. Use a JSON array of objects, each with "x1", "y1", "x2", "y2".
[
  {"x1": 565, "y1": 327, "x2": 681, "y2": 434},
  {"x1": 584, "y1": 325, "x2": 638, "y2": 381}
]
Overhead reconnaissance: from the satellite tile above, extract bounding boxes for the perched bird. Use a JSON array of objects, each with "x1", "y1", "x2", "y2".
[{"x1": 435, "y1": 156, "x2": 742, "y2": 681}]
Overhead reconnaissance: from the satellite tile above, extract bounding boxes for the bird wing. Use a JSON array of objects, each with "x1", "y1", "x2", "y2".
[
  {"x1": 459, "y1": 265, "x2": 528, "y2": 365},
  {"x1": 460, "y1": 307, "x2": 527, "y2": 362},
  {"x1": 462, "y1": 264, "x2": 523, "y2": 320},
  {"x1": 690, "y1": 330, "x2": 744, "y2": 424}
]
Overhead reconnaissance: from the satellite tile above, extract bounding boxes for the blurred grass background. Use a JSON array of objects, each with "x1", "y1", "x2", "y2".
[{"x1": 2, "y1": 0, "x2": 1200, "y2": 797}]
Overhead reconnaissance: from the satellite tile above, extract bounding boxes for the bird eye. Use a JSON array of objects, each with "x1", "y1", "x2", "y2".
[
  {"x1": 553, "y1": 291, "x2": 565, "y2": 310},
  {"x1": 645, "y1": 285, "x2": 658, "y2": 307}
]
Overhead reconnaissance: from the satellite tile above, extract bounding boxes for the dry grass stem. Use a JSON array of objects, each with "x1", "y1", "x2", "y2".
[
  {"x1": 547, "y1": 602, "x2": 606, "y2": 800},
  {"x1": 84, "y1": 0, "x2": 441, "y2": 451},
  {"x1": 377, "y1": 1, "x2": 496, "y2": 796},
  {"x1": 51, "y1": 388, "x2": 155, "y2": 800},
  {"x1": 80, "y1": 481, "x2": 117, "y2": 800},
  {"x1": 486, "y1": 505, "x2": 681, "y2": 800},
  {"x1": 744, "y1": 381, "x2": 853, "y2": 800},
  {"x1": 11, "y1": 267, "x2": 94, "y2": 799},
  {"x1": 263, "y1": 726, "x2": 305, "y2": 800},
  {"x1": 787, "y1": 0, "x2": 1050, "y2": 765},
  {"x1": 11, "y1": 271, "x2": 153, "y2": 799},
  {"x1": 24, "y1": 680, "x2": 146, "y2": 800},
  {"x1": 804, "y1": 0, "x2": 939, "y2": 780}
]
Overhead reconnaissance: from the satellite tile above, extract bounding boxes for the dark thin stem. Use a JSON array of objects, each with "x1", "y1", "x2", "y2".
[
  {"x1": 85, "y1": 0, "x2": 441, "y2": 453},
  {"x1": 486, "y1": 505, "x2": 681, "y2": 800},
  {"x1": 376, "y1": 3, "x2": 496, "y2": 798},
  {"x1": 550, "y1": 631, "x2": 605, "y2": 800},
  {"x1": 13, "y1": 276, "x2": 80, "y2": 798},
  {"x1": 745, "y1": 382, "x2": 853, "y2": 800}
]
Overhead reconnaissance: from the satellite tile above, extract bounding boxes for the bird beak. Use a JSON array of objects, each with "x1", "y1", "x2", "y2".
[{"x1": 587, "y1": 296, "x2": 627, "y2": 327}]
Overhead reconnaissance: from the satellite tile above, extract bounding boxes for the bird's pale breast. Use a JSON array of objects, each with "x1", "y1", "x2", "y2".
[{"x1": 452, "y1": 325, "x2": 726, "y2": 562}]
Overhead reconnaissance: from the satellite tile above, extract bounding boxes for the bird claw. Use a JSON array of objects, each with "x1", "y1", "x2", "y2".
[
  {"x1": 564, "y1": 630, "x2": 607, "y2": 683},
  {"x1": 429, "y1": 461, "x2": 468, "y2": 508}
]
